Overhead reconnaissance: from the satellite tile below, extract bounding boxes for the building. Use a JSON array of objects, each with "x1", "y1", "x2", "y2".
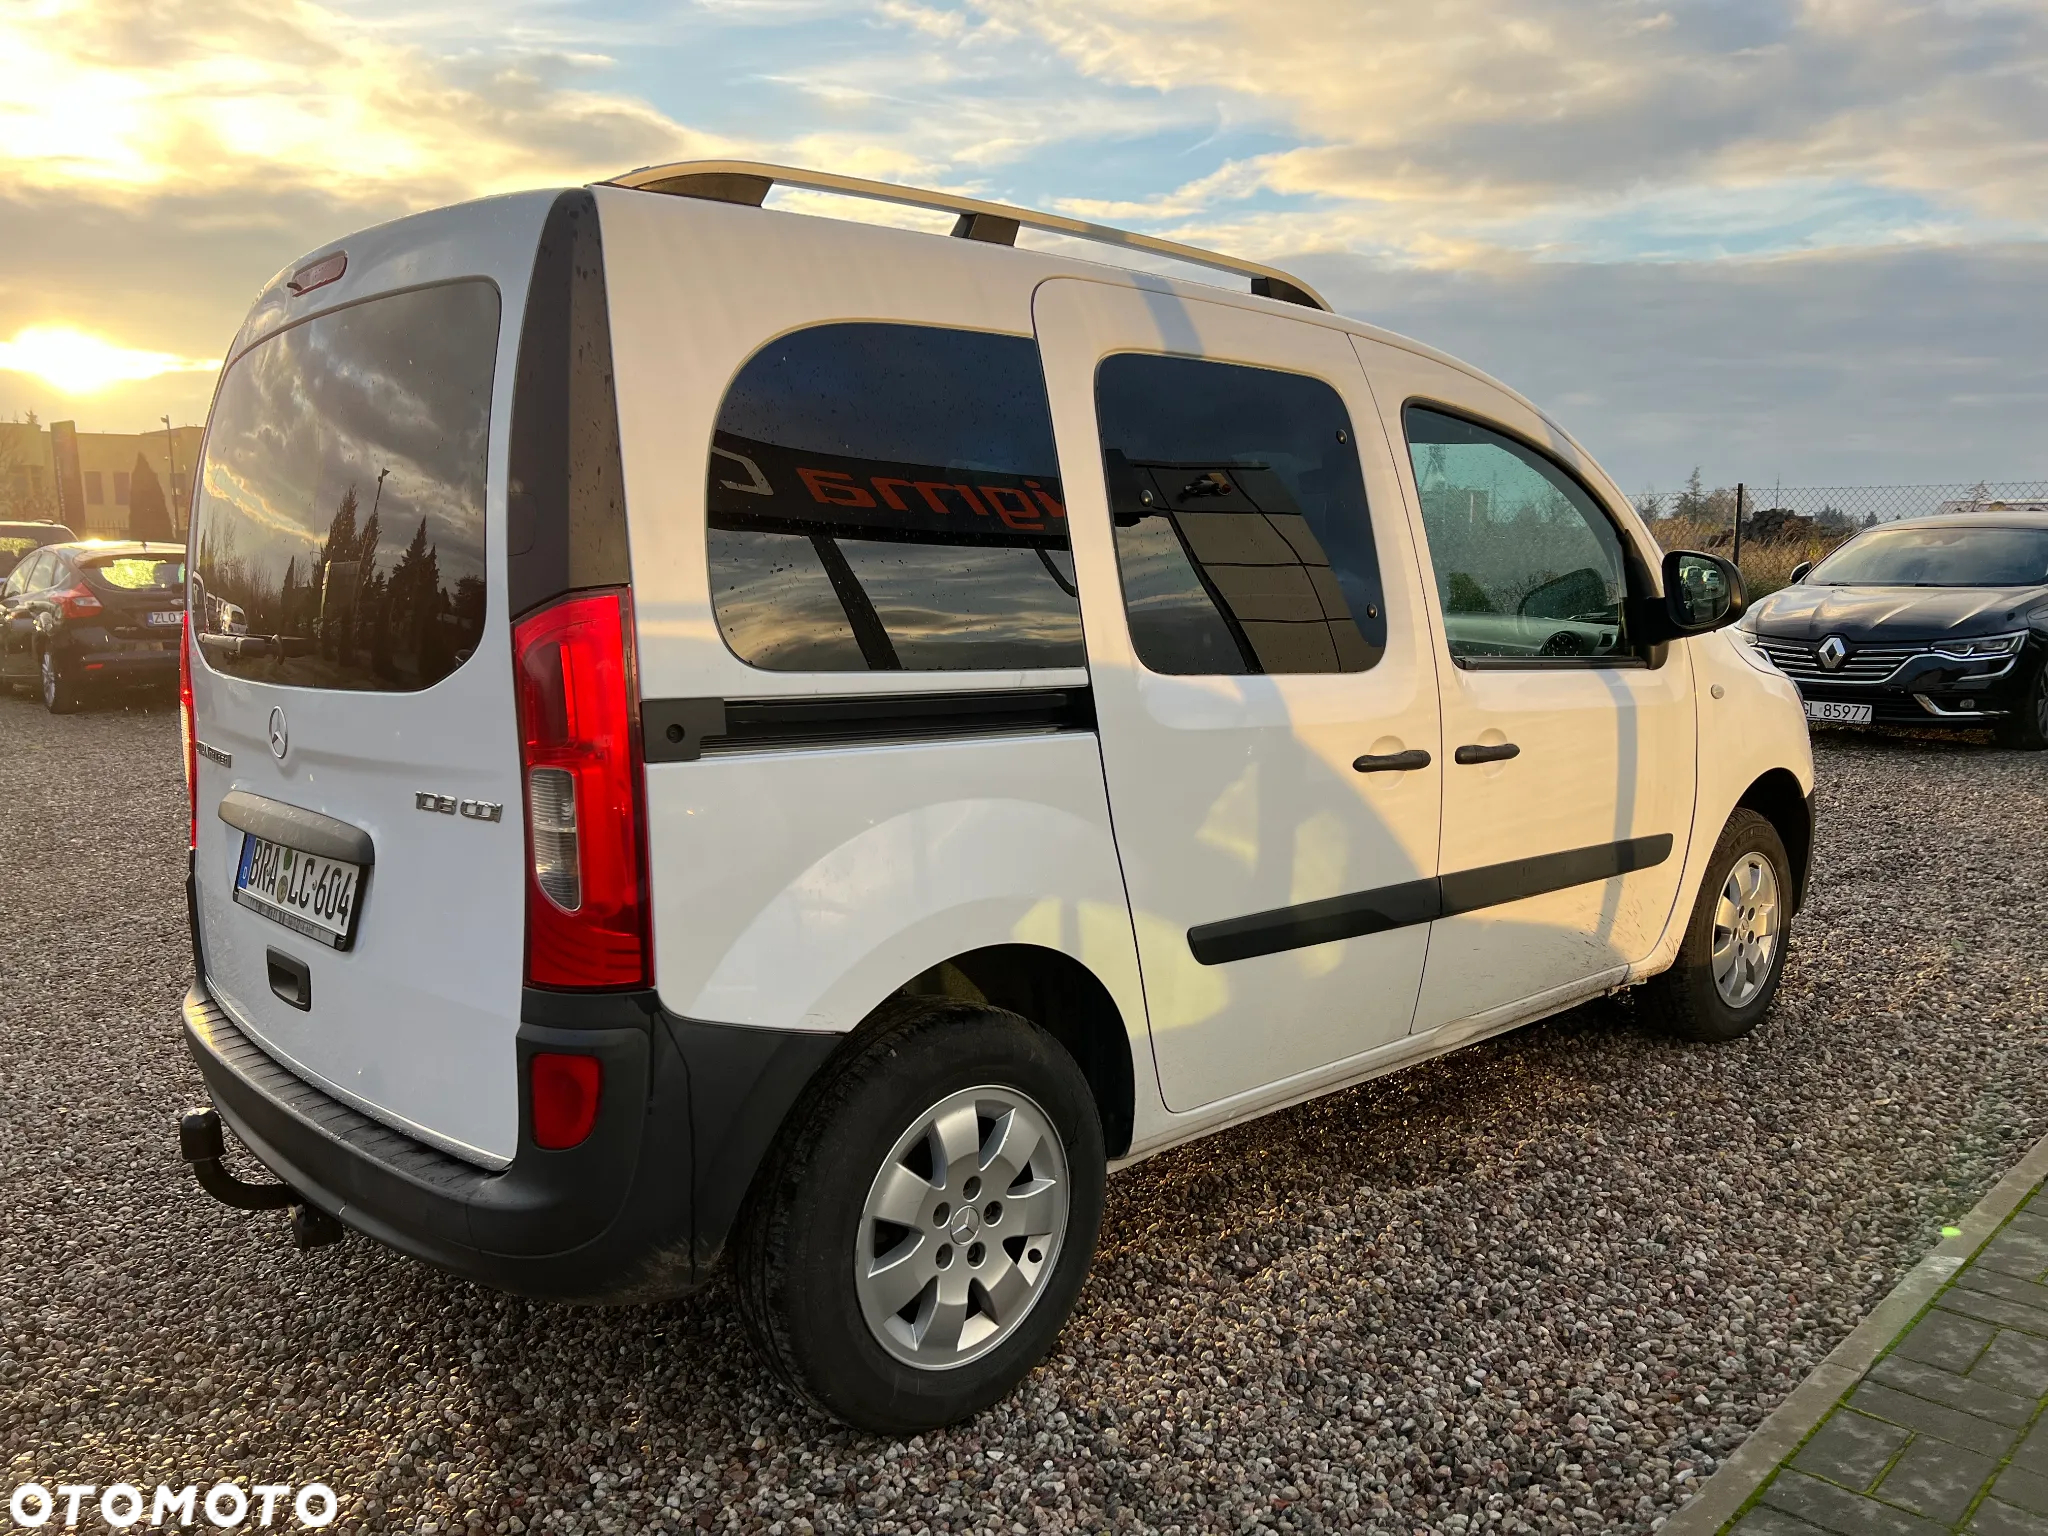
[{"x1": 0, "y1": 416, "x2": 204, "y2": 538}]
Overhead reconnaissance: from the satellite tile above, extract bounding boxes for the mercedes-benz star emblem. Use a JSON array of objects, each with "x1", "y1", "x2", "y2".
[
  {"x1": 267, "y1": 706, "x2": 290, "y2": 761},
  {"x1": 949, "y1": 1208, "x2": 980, "y2": 1244},
  {"x1": 1817, "y1": 635, "x2": 1849, "y2": 671}
]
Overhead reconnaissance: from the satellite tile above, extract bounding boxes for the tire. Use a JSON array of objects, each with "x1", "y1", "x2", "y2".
[
  {"x1": 1638, "y1": 808, "x2": 1791, "y2": 1043},
  {"x1": 1994, "y1": 662, "x2": 2048, "y2": 751},
  {"x1": 40, "y1": 647, "x2": 84, "y2": 714},
  {"x1": 733, "y1": 998, "x2": 1106, "y2": 1433}
]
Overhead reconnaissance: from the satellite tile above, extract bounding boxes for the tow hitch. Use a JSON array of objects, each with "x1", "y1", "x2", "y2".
[{"x1": 180, "y1": 1107, "x2": 344, "y2": 1249}]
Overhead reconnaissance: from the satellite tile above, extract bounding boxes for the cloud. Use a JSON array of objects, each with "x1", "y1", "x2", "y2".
[
  {"x1": 973, "y1": 0, "x2": 2048, "y2": 261},
  {"x1": 1300, "y1": 241, "x2": 2048, "y2": 490},
  {"x1": 0, "y1": 0, "x2": 737, "y2": 207}
]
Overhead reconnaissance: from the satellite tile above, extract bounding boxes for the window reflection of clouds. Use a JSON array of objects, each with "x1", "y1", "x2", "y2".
[{"x1": 191, "y1": 281, "x2": 499, "y2": 692}]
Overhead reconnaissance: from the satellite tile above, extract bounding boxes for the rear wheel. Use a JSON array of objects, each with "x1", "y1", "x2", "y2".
[
  {"x1": 40, "y1": 647, "x2": 84, "y2": 714},
  {"x1": 1639, "y1": 809, "x2": 1791, "y2": 1043},
  {"x1": 734, "y1": 998, "x2": 1105, "y2": 1433},
  {"x1": 1994, "y1": 662, "x2": 2048, "y2": 750}
]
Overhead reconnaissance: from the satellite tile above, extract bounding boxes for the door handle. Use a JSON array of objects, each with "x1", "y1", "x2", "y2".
[
  {"x1": 1453, "y1": 742, "x2": 1521, "y2": 765},
  {"x1": 1353, "y1": 749, "x2": 1432, "y2": 773}
]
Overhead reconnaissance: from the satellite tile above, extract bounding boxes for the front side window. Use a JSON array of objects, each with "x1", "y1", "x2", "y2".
[
  {"x1": 1095, "y1": 353, "x2": 1386, "y2": 676},
  {"x1": 190, "y1": 280, "x2": 500, "y2": 691},
  {"x1": 707, "y1": 323, "x2": 1083, "y2": 672},
  {"x1": 1404, "y1": 406, "x2": 1631, "y2": 663}
]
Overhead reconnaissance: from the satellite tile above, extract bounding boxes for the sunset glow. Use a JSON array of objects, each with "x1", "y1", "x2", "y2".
[{"x1": 0, "y1": 326, "x2": 219, "y2": 395}]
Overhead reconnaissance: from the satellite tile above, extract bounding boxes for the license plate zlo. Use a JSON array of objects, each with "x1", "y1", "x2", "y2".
[{"x1": 233, "y1": 833, "x2": 363, "y2": 950}]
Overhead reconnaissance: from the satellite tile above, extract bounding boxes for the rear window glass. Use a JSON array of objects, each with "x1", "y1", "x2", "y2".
[
  {"x1": 190, "y1": 280, "x2": 500, "y2": 690},
  {"x1": 87, "y1": 555, "x2": 185, "y2": 590},
  {"x1": 707, "y1": 322, "x2": 1084, "y2": 672}
]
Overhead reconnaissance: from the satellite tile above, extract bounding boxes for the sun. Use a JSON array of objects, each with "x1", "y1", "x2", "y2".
[{"x1": 0, "y1": 325, "x2": 219, "y2": 395}]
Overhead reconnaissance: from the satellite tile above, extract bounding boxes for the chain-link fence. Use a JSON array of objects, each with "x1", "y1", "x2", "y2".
[{"x1": 1633, "y1": 480, "x2": 2048, "y2": 595}]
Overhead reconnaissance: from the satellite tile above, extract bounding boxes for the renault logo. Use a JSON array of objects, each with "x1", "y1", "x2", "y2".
[
  {"x1": 1817, "y1": 635, "x2": 1849, "y2": 671},
  {"x1": 267, "y1": 706, "x2": 290, "y2": 761}
]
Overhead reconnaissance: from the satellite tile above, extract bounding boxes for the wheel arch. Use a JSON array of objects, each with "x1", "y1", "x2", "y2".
[
  {"x1": 1736, "y1": 767, "x2": 1813, "y2": 914},
  {"x1": 897, "y1": 945, "x2": 1136, "y2": 1159}
]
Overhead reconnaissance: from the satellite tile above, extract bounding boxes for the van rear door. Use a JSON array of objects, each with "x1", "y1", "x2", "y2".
[{"x1": 187, "y1": 204, "x2": 548, "y2": 1167}]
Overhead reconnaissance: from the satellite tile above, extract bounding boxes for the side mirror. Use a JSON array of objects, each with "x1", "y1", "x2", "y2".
[
  {"x1": 1789, "y1": 560, "x2": 1813, "y2": 584},
  {"x1": 1644, "y1": 550, "x2": 1746, "y2": 642}
]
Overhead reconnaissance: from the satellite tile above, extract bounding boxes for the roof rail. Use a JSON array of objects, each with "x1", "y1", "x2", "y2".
[{"x1": 602, "y1": 160, "x2": 1332, "y2": 313}]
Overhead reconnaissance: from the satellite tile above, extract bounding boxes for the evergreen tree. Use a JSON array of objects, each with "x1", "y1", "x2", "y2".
[{"x1": 128, "y1": 455, "x2": 173, "y2": 541}]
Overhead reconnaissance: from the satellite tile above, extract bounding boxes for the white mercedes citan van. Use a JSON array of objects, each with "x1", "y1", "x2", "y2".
[{"x1": 176, "y1": 163, "x2": 1814, "y2": 1432}]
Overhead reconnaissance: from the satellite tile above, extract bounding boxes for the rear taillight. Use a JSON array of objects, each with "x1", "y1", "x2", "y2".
[
  {"x1": 511, "y1": 589, "x2": 649, "y2": 990},
  {"x1": 530, "y1": 1053, "x2": 603, "y2": 1149},
  {"x1": 55, "y1": 583, "x2": 102, "y2": 620},
  {"x1": 179, "y1": 612, "x2": 197, "y2": 850}
]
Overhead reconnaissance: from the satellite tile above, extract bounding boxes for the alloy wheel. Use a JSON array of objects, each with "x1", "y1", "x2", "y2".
[
  {"x1": 40, "y1": 650, "x2": 57, "y2": 708},
  {"x1": 1711, "y1": 851, "x2": 1781, "y2": 1008},
  {"x1": 855, "y1": 1085, "x2": 1071, "y2": 1371}
]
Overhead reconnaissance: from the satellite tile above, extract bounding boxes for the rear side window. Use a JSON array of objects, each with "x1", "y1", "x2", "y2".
[
  {"x1": 87, "y1": 555, "x2": 185, "y2": 591},
  {"x1": 707, "y1": 323, "x2": 1083, "y2": 672},
  {"x1": 1095, "y1": 353, "x2": 1386, "y2": 676},
  {"x1": 191, "y1": 280, "x2": 500, "y2": 691}
]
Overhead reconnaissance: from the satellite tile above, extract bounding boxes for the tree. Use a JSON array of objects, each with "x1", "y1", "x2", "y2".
[{"x1": 128, "y1": 454, "x2": 174, "y2": 541}]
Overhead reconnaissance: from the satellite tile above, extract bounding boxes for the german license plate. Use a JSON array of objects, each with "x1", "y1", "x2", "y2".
[
  {"x1": 146, "y1": 609, "x2": 183, "y2": 627},
  {"x1": 1805, "y1": 699, "x2": 1873, "y2": 725},
  {"x1": 233, "y1": 834, "x2": 362, "y2": 950}
]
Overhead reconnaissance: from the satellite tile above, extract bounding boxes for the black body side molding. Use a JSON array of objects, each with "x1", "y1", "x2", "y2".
[
  {"x1": 643, "y1": 687, "x2": 1096, "y2": 763},
  {"x1": 1187, "y1": 833, "x2": 1675, "y2": 965}
]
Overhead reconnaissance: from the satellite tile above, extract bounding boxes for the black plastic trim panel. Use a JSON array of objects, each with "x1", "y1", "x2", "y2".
[
  {"x1": 1188, "y1": 834, "x2": 1675, "y2": 965},
  {"x1": 217, "y1": 789, "x2": 375, "y2": 865},
  {"x1": 506, "y1": 189, "x2": 632, "y2": 619},
  {"x1": 182, "y1": 983, "x2": 841, "y2": 1299},
  {"x1": 643, "y1": 686, "x2": 1096, "y2": 763}
]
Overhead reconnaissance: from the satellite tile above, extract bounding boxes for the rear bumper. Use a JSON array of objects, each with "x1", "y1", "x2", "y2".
[
  {"x1": 72, "y1": 644, "x2": 178, "y2": 684},
  {"x1": 181, "y1": 980, "x2": 838, "y2": 1302}
]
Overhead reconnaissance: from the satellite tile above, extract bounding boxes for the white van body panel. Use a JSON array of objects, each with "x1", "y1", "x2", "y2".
[
  {"x1": 1351, "y1": 335, "x2": 1702, "y2": 1034},
  {"x1": 1032, "y1": 276, "x2": 1446, "y2": 1113},
  {"x1": 645, "y1": 733, "x2": 1145, "y2": 1036},
  {"x1": 1637, "y1": 628, "x2": 1814, "y2": 980},
  {"x1": 599, "y1": 189, "x2": 1150, "y2": 1054},
  {"x1": 192, "y1": 193, "x2": 556, "y2": 1168}
]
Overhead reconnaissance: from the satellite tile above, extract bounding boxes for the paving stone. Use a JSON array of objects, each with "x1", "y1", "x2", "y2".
[
  {"x1": 1761, "y1": 1469, "x2": 1951, "y2": 1536},
  {"x1": 1731, "y1": 1507, "x2": 1835, "y2": 1536},
  {"x1": 1977, "y1": 1226, "x2": 2048, "y2": 1281},
  {"x1": 2012, "y1": 1419, "x2": 2048, "y2": 1477},
  {"x1": 1994, "y1": 1465, "x2": 2048, "y2": 1518},
  {"x1": 1956, "y1": 1267, "x2": 2048, "y2": 1320},
  {"x1": 1791, "y1": 1409, "x2": 1914, "y2": 1491},
  {"x1": 1975, "y1": 1330, "x2": 2048, "y2": 1398},
  {"x1": 1870, "y1": 1353, "x2": 2039, "y2": 1426},
  {"x1": 1971, "y1": 1498, "x2": 2048, "y2": 1535},
  {"x1": 1944, "y1": 1288, "x2": 2048, "y2": 1341},
  {"x1": 1876, "y1": 1436, "x2": 2001, "y2": 1524},
  {"x1": 1850, "y1": 1382, "x2": 2022, "y2": 1456},
  {"x1": 1897, "y1": 1311, "x2": 2000, "y2": 1373}
]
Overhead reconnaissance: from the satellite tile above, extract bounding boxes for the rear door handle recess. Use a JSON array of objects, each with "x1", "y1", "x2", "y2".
[
  {"x1": 1353, "y1": 749, "x2": 1432, "y2": 773},
  {"x1": 1453, "y1": 742, "x2": 1521, "y2": 765}
]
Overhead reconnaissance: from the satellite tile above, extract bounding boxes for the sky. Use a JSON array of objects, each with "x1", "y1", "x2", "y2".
[{"x1": 3, "y1": 0, "x2": 2047, "y2": 494}]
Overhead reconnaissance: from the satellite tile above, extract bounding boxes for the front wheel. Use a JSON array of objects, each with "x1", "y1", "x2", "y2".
[
  {"x1": 1638, "y1": 808, "x2": 1791, "y2": 1043},
  {"x1": 1994, "y1": 662, "x2": 2048, "y2": 750},
  {"x1": 733, "y1": 999, "x2": 1105, "y2": 1433}
]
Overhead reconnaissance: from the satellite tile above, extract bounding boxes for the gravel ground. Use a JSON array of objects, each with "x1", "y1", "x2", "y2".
[{"x1": 2, "y1": 690, "x2": 2044, "y2": 1536}]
